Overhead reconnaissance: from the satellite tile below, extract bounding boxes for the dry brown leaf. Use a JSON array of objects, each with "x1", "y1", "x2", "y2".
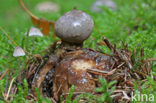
[{"x1": 19, "y1": 0, "x2": 55, "y2": 36}]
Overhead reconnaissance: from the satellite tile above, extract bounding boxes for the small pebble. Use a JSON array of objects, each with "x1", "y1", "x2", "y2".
[
  {"x1": 35, "y1": 1, "x2": 60, "y2": 13},
  {"x1": 91, "y1": 0, "x2": 117, "y2": 12}
]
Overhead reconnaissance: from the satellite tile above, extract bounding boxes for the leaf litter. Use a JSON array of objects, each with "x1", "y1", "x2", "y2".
[{"x1": 16, "y1": 36, "x2": 154, "y2": 102}]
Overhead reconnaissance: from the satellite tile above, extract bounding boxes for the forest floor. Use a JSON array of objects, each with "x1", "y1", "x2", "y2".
[{"x1": 0, "y1": 0, "x2": 156, "y2": 102}]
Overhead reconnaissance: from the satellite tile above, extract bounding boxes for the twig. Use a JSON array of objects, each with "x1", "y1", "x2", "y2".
[
  {"x1": 0, "y1": 26, "x2": 18, "y2": 47},
  {"x1": 87, "y1": 70, "x2": 108, "y2": 76},
  {"x1": 116, "y1": 86, "x2": 133, "y2": 89},
  {"x1": 116, "y1": 62, "x2": 125, "y2": 68},
  {"x1": 102, "y1": 36, "x2": 114, "y2": 50},
  {"x1": 146, "y1": 58, "x2": 156, "y2": 61},
  {"x1": 19, "y1": 0, "x2": 37, "y2": 19},
  {"x1": 51, "y1": 97, "x2": 57, "y2": 103},
  {"x1": 0, "y1": 68, "x2": 9, "y2": 80},
  {"x1": 87, "y1": 62, "x2": 124, "y2": 76},
  {"x1": 113, "y1": 89, "x2": 130, "y2": 93},
  {"x1": 122, "y1": 91, "x2": 130, "y2": 100},
  {"x1": 62, "y1": 92, "x2": 86, "y2": 96},
  {"x1": 116, "y1": 50, "x2": 133, "y2": 69},
  {"x1": 133, "y1": 70, "x2": 147, "y2": 77},
  {"x1": 102, "y1": 36, "x2": 133, "y2": 69},
  {"x1": 103, "y1": 36, "x2": 132, "y2": 69},
  {"x1": 5, "y1": 77, "x2": 16, "y2": 100},
  {"x1": 26, "y1": 66, "x2": 37, "y2": 79},
  {"x1": 111, "y1": 93, "x2": 122, "y2": 98},
  {"x1": 87, "y1": 68, "x2": 116, "y2": 75},
  {"x1": 56, "y1": 83, "x2": 63, "y2": 96}
]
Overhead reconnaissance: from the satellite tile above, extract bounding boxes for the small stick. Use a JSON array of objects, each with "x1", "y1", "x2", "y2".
[
  {"x1": 87, "y1": 70, "x2": 107, "y2": 76},
  {"x1": 87, "y1": 68, "x2": 116, "y2": 74},
  {"x1": 116, "y1": 50, "x2": 133, "y2": 69},
  {"x1": 0, "y1": 68, "x2": 9, "y2": 80},
  {"x1": 87, "y1": 62, "x2": 124, "y2": 76},
  {"x1": 56, "y1": 83, "x2": 63, "y2": 96},
  {"x1": 116, "y1": 62, "x2": 125, "y2": 68},
  {"x1": 51, "y1": 97, "x2": 57, "y2": 103},
  {"x1": 102, "y1": 36, "x2": 114, "y2": 50},
  {"x1": 102, "y1": 36, "x2": 133, "y2": 69},
  {"x1": 19, "y1": 0, "x2": 38, "y2": 19},
  {"x1": 133, "y1": 70, "x2": 147, "y2": 77},
  {"x1": 122, "y1": 91, "x2": 131, "y2": 101},
  {"x1": 0, "y1": 26, "x2": 18, "y2": 47},
  {"x1": 62, "y1": 92, "x2": 86, "y2": 96},
  {"x1": 111, "y1": 93, "x2": 122, "y2": 98},
  {"x1": 146, "y1": 58, "x2": 156, "y2": 62},
  {"x1": 26, "y1": 66, "x2": 37, "y2": 79},
  {"x1": 87, "y1": 68, "x2": 116, "y2": 75},
  {"x1": 5, "y1": 77, "x2": 16, "y2": 100}
]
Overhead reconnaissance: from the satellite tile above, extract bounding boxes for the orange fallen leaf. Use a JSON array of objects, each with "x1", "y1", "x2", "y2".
[{"x1": 19, "y1": 0, "x2": 55, "y2": 36}]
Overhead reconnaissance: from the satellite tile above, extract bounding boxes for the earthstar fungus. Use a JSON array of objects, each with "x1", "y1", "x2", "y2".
[
  {"x1": 23, "y1": 9, "x2": 150, "y2": 103},
  {"x1": 54, "y1": 9, "x2": 94, "y2": 44}
]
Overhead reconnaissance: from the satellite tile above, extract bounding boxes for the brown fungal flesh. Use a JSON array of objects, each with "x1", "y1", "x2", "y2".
[
  {"x1": 24, "y1": 47, "x2": 115, "y2": 100},
  {"x1": 53, "y1": 49, "x2": 115, "y2": 99},
  {"x1": 24, "y1": 54, "x2": 58, "y2": 97}
]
